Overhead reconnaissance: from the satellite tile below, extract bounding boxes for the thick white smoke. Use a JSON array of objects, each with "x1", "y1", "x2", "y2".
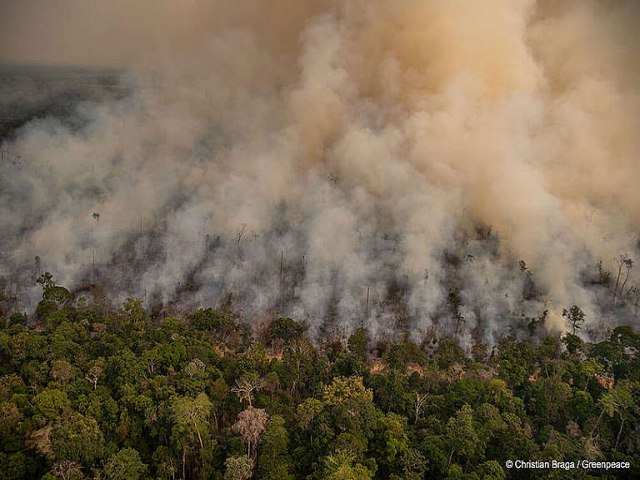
[{"x1": 1, "y1": 0, "x2": 639, "y2": 343}]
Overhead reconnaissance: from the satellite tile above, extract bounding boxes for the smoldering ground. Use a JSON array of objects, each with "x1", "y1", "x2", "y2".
[{"x1": 1, "y1": 0, "x2": 639, "y2": 345}]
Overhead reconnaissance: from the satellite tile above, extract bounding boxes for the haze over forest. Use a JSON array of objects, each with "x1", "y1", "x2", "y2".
[{"x1": 1, "y1": 0, "x2": 640, "y2": 345}]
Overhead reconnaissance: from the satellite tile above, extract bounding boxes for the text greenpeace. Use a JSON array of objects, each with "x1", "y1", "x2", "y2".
[{"x1": 505, "y1": 460, "x2": 631, "y2": 470}]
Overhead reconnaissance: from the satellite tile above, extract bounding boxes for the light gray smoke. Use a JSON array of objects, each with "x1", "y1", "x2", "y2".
[{"x1": 1, "y1": 0, "x2": 639, "y2": 345}]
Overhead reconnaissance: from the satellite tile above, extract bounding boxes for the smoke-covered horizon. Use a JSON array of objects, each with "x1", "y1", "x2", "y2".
[{"x1": 1, "y1": 0, "x2": 639, "y2": 344}]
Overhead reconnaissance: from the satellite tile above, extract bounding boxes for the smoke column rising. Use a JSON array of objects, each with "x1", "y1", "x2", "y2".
[{"x1": 1, "y1": 0, "x2": 639, "y2": 343}]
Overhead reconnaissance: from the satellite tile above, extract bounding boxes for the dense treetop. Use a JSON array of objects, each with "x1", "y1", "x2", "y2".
[{"x1": 0, "y1": 276, "x2": 639, "y2": 479}]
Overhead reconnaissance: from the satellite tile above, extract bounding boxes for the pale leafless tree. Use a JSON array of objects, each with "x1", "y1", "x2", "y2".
[
  {"x1": 85, "y1": 365, "x2": 102, "y2": 390},
  {"x1": 613, "y1": 255, "x2": 633, "y2": 303},
  {"x1": 236, "y1": 223, "x2": 247, "y2": 258},
  {"x1": 51, "y1": 460, "x2": 81, "y2": 480},
  {"x1": 232, "y1": 376, "x2": 265, "y2": 408},
  {"x1": 414, "y1": 392, "x2": 428, "y2": 423},
  {"x1": 232, "y1": 407, "x2": 268, "y2": 459}
]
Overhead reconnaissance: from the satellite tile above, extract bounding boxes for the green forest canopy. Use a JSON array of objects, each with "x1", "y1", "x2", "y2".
[{"x1": 0, "y1": 277, "x2": 639, "y2": 479}]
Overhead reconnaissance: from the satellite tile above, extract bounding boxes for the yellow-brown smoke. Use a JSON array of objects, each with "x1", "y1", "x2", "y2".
[{"x1": 1, "y1": 0, "x2": 639, "y2": 341}]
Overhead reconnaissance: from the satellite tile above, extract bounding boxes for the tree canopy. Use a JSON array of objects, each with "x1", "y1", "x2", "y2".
[{"x1": 0, "y1": 284, "x2": 638, "y2": 479}]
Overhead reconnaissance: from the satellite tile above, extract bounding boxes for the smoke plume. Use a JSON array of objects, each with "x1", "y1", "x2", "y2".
[{"x1": 1, "y1": 0, "x2": 639, "y2": 344}]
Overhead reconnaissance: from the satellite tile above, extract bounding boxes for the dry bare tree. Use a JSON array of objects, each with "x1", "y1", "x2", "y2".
[
  {"x1": 51, "y1": 460, "x2": 81, "y2": 480},
  {"x1": 232, "y1": 407, "x2": 268, "y2": 459},
  {"x1": 85, "y1": 365, "x2": 102, "y2": 390},
  {"x1": 232, "y1": 376, "x2": 265, "y2": 408},
  {"x1": 613, "y1": 255, "x2": 633, "y2": 303},
  {"x1": 414, "y1": 392, "x2": 428, "y2": 423},
  {"x1": 236, "y1": 223, "x2": 247, "y2": 258}
]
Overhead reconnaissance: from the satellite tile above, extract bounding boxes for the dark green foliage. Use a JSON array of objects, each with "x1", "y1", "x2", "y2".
[
  {"x1": 34, "y1": 273, "x2": 73, "y2": 322},
  {"x1": 0, "y1": 294, "x2": 638, "y2": 480},
  {"x1": 257, "y1": 415, "x2": 293, "y2": 480},
  {"x1": 188, "y1": 308, "x2": 237, "y2": 335},
  {"x1": 268, "y1": 317, "x2": 304, "y2": 344},
  {"x1": 103, "y1": 448, "x2": 147, "y2": 480},
  {"x1": 433, "y1": 338, "x2": 464, "y2": 369},
  {"x1": 50, "y1": 412, "x2": 105, "y2": 466},
  {"x1": 562, "y1": 333, "x2": 583, "y2": 355},
  {"x1": 8, "y1": 313, "x2": 27, "y2": 327},
  {"x1": 348, "y1": 328, "x2": 369, "y2": 362},
  {"x1": 563, "y1": 305, "x2": 586, "y2": 335}
]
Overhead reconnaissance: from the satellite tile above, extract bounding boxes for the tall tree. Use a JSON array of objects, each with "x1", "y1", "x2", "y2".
[
  {"x1": 233, "y1": 407, "x2": 268, "y2": 459},
  {"x1": 256, "y1": 415, "x2": 294, "y2": 480}
]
